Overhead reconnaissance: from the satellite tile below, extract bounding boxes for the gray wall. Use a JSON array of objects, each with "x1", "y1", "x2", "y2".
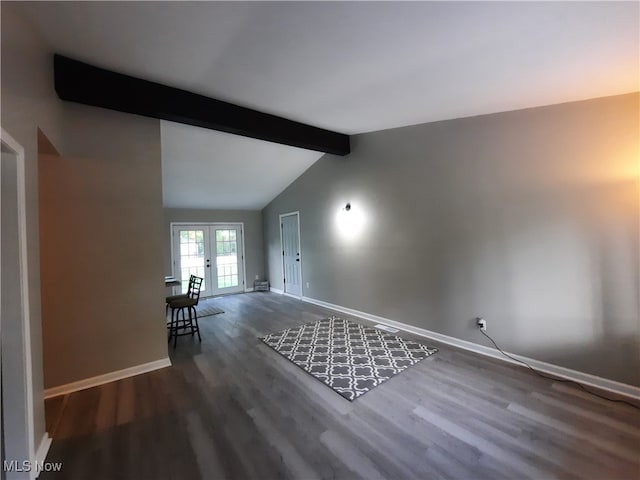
[
  {"x1": 1, "y1": 4, "x2": 66, "y2": 454},
  {"x1": 264, "y1": 93, "x2": 640, "y2": 386},
  {"x1": 164, "y1": 208, "x2": 265, "y2": 287}
]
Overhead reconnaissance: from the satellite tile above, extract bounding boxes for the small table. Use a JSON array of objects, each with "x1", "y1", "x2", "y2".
[{"x1": 164, "y1": 276, "x2": 181, "y2": 288}]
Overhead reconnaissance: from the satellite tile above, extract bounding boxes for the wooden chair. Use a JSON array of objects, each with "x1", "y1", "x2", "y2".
[{"x1": 167, "y1": 275, "x2": 203, "y2": 348}]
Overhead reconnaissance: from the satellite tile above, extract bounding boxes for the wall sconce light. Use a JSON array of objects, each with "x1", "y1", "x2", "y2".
[{"x1": 336, "y1": 201, "x2": 365, "y2": 240}]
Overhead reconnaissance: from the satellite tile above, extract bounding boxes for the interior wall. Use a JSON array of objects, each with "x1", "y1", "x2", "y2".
[
  {"x1": 1, "y1": 4, "x2": 66, "y2": 452},
  {"x1": 264, "y1": 92, "x2": 640, "y2": 387},
  {"x1": 163, "y1": 208, "x2": 265, "y2": 287},
  {"x1": 39, "y1": 104, "x2": 167, "y2": 388}
]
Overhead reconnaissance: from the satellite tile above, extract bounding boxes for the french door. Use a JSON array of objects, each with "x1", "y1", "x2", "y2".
[{"x1": 172, "y1": 224, "x2": 245, "y2": 297}]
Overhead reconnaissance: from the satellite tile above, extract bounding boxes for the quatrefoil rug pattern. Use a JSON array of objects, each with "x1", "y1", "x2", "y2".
[{"x1": 261, "y1": 316, "x2": 438, "y2": 401}]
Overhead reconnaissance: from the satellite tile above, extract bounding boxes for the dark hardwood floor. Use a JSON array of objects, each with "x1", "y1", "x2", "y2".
[{"x1": 42, "y1": 293, "x2": 640, "y2": 480}]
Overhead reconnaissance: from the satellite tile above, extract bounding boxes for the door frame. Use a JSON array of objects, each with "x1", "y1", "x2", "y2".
[
  {"x1": 1, "y1": 128, "x2": 37, "y2": 477},
  {"x1": 169, "y1": 222, "x2": 248, "y2": 296},
  {"x1": 279, "y1": 211, "x2": 303, "y2": 298}
]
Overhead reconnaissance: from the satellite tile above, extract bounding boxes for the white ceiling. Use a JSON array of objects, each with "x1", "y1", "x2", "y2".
[
  {"x1": 13, "y1": 1, "x2": 639, "y2": 209},
  {"x1": 161, "y1": 121, "x2": 323, "y2": 209}
]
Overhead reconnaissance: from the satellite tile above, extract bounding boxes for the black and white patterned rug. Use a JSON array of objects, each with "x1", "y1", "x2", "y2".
[{"x1": 261, "y1": 316, "x2": 438, "y2": 401}]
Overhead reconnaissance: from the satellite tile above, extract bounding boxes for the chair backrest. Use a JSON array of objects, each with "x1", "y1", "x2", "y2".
[
  {"x1": 182, "y1": 274, "x2": 196, "y2": 295},
  {"x1": 189, "y1": 276, "x2": 203, "y2": 304}
]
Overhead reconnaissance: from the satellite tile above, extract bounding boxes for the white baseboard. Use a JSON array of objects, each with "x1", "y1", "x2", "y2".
[
  {"x1": 283, "y1": 292, "x2": 302, "y2": 300},
  {"x1": 244, "y1": 287, "x2": 255, "y2": 292},
  {"x1": 33, "y1": 433, "x2": 52, "y2": 479},
  {"x1": 44, "y1": 357, "x2": 172, "y2": 399},
  {"x1": 300, "y1": 295, "x2": 640, "y2": 401},
  {"x1": 269, "y1": 287, "x2": 302, "y2": 299}
]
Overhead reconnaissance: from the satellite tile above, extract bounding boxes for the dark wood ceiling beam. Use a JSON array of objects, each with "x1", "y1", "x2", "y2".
[{"x1": 53, "y1": 54, "x2": 350, "y2": 156}]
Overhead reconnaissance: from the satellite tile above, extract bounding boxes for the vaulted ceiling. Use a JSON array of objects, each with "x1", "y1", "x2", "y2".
[{"x1": 13, "y1": 1, "x2": 639, "y2": 209}]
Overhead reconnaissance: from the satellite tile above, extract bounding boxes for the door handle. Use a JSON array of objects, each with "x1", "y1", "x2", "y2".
[{"x1": 296, "y1": 259, "x2": 300, "y2": 262}]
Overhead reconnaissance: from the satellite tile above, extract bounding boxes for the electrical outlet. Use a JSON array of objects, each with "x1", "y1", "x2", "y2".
[
  {"x1": 306, "y1": 282, "x2": 310, "y2": 288},
  {"x1": 476, "y1": 317, "x2": 487, "y2": 331},
  {"x1": 255, "y1": 274, "x2": 259, "y2": 280}
]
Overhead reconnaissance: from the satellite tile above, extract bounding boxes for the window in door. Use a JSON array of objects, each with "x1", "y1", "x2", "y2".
[
  {"x1": 172, "y1": 224, "x2": 245, "y2": 297},
  {"x1": 178, "y1": 229, "x2": 207, "y2": 292},
  {"x1": 215, "y1": 228, "x2": 239, "y2": 288}
]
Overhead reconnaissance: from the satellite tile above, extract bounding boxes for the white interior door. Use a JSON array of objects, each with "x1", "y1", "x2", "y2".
[
  {"x1": 172, "y1": 224, "x2": 245, "y2": 297},
  {"x1": 281, "y1": 213, "x2": 302, "y2": 297}
]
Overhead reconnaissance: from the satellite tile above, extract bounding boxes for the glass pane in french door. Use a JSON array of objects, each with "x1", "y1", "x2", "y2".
[
  {"x1": 215, "y1": 228, "x2": 239, "y2": 289},
  {"x1": 178, "y1": 229, "x2": 206, "y2": 293}
]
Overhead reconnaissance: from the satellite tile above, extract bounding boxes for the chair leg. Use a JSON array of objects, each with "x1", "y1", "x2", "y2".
[
  {"x1": 168, "y1": 304, "x2": 200, "y2": 347},
  {"x1": 187, "y1": 306, "x2": 195, "y2": 336},
  {"x1": 191, "y1": 305, "x2": 201, "y2": 342},
  {"x1": 168, "y1": 307, "x2": 175, "y2": 343},
  {"x1": 173, "y1": 307, "x2": 180, "y2": 349}
]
